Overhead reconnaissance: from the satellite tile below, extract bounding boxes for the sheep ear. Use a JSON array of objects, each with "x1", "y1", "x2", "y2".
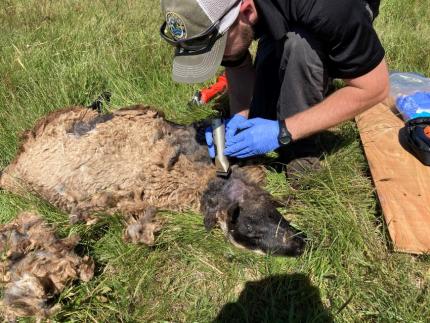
[
  {"x1": 227, "y1": 202, "x2": 240, "y2": 225},
  {"x1": 203, "y1": 210, "x2": 217, "y2": 231}
]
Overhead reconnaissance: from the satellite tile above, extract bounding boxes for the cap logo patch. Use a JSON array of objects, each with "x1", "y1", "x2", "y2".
[{"x1": 166, "y1": 12, "x2": 187, "y2": 40}]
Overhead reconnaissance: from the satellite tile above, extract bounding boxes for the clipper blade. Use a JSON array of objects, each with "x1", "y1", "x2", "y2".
[{"x1": 212, "y1": 118, "x2": 230, "y2": 177}]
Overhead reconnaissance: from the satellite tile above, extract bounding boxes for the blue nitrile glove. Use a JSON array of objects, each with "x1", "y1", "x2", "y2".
[
  {"x1": 224, "y1": 118, "x2": 280, "y2": 158},
  {"x1": 225, "y1": 114, "x2": 247, "y2": 142},
  {"x1": 205, "y1": 114, "x2": 247, "y2": 158}
]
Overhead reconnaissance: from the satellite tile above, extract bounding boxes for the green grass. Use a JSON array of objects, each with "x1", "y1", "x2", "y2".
[{"x1": 1, "y1": 0, "x2": 430, "y2": 322}]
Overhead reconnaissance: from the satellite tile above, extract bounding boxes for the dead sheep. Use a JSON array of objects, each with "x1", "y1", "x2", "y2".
[
  {"x1": 0, "y1": 105, "x2": 305, "y2": 256},
  {"x1": 0, "y1": 212, "x2": 94, "y2": 322}
]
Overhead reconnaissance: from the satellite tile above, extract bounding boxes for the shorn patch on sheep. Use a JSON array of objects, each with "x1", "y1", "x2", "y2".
[
  {"x1": 0, "y1": 105, "x2": 305, "y2": 256},
  {"x1": 0, "y1": 212, "x2": 94, "y2": 321}
]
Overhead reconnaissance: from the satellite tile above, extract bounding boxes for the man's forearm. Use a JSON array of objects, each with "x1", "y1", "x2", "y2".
[
  {"x1": 284, "y1": 86, "x2": 380, "y2": 140},
  {"x1": 285, "y1": 59, "x2": 389, "y2": 141},
  {"x1": 225, "y1": 51, "x2": 255, "y2": 117}
]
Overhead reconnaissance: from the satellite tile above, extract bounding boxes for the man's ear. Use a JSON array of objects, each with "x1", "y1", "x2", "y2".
[{"x1": 239, "y1": 0, "x2": 258, "y2": 25}]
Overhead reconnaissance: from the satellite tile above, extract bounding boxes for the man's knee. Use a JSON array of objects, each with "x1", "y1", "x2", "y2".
[
  {"x1": 276, "y1": 28, "x2": 330, "y2": 119},
  {"x1": 282, "y1": 28, "x2": 326, "y2": 74}
]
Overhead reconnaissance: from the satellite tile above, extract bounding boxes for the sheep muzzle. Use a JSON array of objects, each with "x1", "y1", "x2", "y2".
[{"x1": 222, "y1": 200, "x2": 305, "y2": 257}]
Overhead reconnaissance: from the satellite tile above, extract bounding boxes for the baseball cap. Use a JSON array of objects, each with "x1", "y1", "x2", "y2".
[{"x1": 160, "y1": 0, "x2": 241, "y2": 83}]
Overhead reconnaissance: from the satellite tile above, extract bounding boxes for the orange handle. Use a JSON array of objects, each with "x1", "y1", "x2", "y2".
[{"x1": 200, "y1": 73, "x2": 228, "y2": 104}]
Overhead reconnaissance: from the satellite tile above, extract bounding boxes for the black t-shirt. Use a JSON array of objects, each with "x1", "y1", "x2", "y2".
[{"x1": 253, "y1": 0, "x2": 385, "y2": 79}]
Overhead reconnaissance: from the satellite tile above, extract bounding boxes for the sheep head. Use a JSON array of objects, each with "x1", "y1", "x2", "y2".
[{"x1": 201, "y1": 168, "x2": 306, "y2": 257}]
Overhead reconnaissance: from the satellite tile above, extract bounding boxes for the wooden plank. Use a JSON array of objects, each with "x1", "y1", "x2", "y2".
[{"x1": 355, "y1": 102, "x2": 430, "y2": 254}]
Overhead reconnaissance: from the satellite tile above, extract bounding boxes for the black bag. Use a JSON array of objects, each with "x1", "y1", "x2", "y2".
[{"x1": 404, "y1": 117, "x2": 430, "y2": 166}]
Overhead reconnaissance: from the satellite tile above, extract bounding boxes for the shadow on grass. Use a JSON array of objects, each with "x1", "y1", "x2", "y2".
[
  {"x1": 278, "y1": 131, "x2": 346, "y2": 165},
  {"x1": 213, "y1": 273, "x2": 333, "y2": 323}
]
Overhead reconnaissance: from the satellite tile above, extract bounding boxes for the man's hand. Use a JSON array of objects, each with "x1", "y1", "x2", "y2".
[
  {"x1": 224, "y1": 118, "x2": 280, "y2": 158},
  {"x1": 205, "y1": 114, "x2": 247, "y2": 158},
  {"x1": 225, "y1": 113, "x2": 248, "y2": 141}
]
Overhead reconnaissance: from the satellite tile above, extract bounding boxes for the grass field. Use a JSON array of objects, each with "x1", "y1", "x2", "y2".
[{"x1": 1, "y1": 0, "x2": 430, "y2": 322}]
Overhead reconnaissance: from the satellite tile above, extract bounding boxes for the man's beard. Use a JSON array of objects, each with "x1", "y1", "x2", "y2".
[
  {"x1": 224, "y1": 23, "x2": 254, "y2": 62},
  {"x1": 239, "y1": 23, "x2": 254, "y2": 54}
]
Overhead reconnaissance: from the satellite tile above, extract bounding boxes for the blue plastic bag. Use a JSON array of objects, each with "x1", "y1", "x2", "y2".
[
  {"x1": 390, "y1": 72, "x2": 430, "y2": 120},
  {"x1": 396, "y1": 91, "x2": 430, "y2": 120}
]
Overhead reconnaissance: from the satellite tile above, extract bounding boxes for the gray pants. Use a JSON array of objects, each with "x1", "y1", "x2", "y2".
[{"x1": 250, "y1": 26, "x2": 331, "y2": 120}]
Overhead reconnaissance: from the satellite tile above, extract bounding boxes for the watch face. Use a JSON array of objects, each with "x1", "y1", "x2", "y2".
[{"x1": 279, "y1": 135, "x2": 291, "y2": 146}]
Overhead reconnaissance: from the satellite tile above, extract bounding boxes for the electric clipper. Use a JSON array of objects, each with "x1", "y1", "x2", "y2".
[{"x1": 211, "y1": 118, "x2": 230, "y2": 176}]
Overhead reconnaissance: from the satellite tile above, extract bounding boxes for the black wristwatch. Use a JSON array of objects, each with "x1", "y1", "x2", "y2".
[{"x1": 278, "y1": 119, "x2": 292, "y2": 146}]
